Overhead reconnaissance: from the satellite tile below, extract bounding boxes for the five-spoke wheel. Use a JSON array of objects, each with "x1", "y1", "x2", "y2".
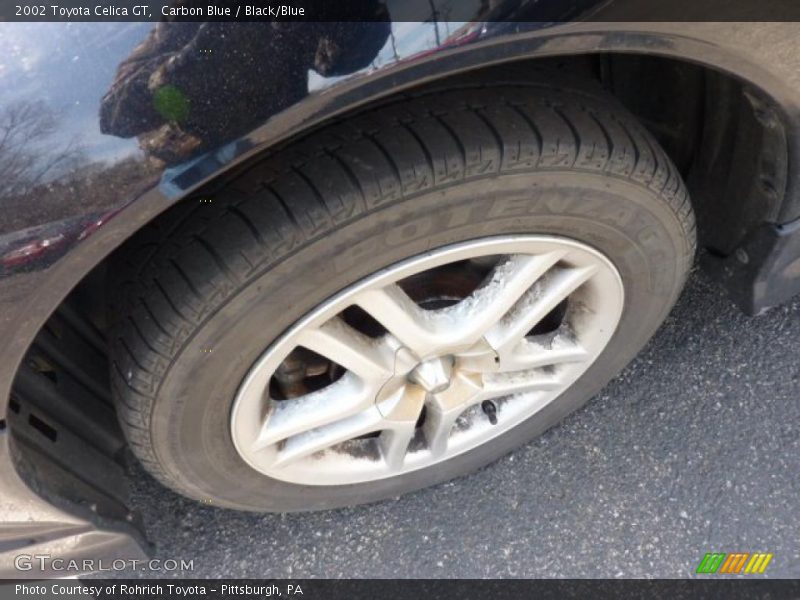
[{"x1": 232, "y1": 236, "x2": 624, "y2": 485}]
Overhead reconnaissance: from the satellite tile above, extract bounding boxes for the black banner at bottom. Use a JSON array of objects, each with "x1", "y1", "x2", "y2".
[{"x1": 2, "y1": 579, "x2": 799, "y2": 600}]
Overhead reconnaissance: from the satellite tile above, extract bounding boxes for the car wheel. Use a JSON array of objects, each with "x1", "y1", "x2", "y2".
[{"x1": 109, "y1": 84, "x2": 695, "y2": 511}]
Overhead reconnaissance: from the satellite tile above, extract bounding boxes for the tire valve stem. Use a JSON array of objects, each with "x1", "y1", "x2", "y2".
[{"x1": 481, "y1": 400, "x2": 498, "y2": 425}]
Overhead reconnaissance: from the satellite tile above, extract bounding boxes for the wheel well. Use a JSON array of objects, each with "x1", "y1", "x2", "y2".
[
  {"x1": 6, "y1": 50, "x2": 787, "y2": 519},
  {"x1": 395, "y1": 53, "x2": 787, "y2": 257},
  {"x1": 182, "y1": 52, "x2": 788, "y2": 258}
]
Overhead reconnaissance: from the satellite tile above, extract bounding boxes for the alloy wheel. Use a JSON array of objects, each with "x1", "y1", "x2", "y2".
[{"x1": 231, "y1": 236, "x2": 624, "y2": 485}]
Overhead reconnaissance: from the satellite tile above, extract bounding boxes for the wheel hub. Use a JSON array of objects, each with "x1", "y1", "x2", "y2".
[
  {"x1": 231, "y1": 236, "x2": 624, "y2": 486},
  {"x1": 408, "y1": 355, "x2": 454, "y2": 393}
]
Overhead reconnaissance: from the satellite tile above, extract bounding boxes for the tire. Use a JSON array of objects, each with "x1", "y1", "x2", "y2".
[{"x1": 109, "y1": 83, "x2": 695, "y2": 511}]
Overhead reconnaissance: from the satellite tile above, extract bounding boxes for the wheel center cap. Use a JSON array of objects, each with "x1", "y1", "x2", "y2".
[{"x1": 407, "y1": 355, "x2": 454, "y2": 393}]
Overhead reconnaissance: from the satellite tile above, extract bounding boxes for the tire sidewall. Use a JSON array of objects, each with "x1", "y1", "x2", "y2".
[{"x1": 151, "y1": 171, "x2": 690, "y2": 511}]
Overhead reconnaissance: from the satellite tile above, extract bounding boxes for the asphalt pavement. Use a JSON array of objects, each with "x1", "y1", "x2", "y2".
[{"x1": 111, "y1": 265, "x2": 800, "y2": 578}]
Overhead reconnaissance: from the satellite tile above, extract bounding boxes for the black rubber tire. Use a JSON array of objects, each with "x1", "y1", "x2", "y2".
[{"x1": 109, "y1": 83, "x2": 695, "y2": 511}]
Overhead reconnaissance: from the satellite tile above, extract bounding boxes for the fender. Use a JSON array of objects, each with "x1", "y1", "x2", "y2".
[{"x1": 3, "y1": 22, "x2": 800, "y2": 407}]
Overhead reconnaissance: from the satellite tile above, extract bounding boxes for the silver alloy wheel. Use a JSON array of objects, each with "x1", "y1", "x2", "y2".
[{"x1": 231, "y1": 236, "x2": 624, "y2": 486}]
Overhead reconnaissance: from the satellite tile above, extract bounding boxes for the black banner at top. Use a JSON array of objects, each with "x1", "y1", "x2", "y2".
[{"x1": 5, "y1": 0, "x2": 800, "y2": 22}]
